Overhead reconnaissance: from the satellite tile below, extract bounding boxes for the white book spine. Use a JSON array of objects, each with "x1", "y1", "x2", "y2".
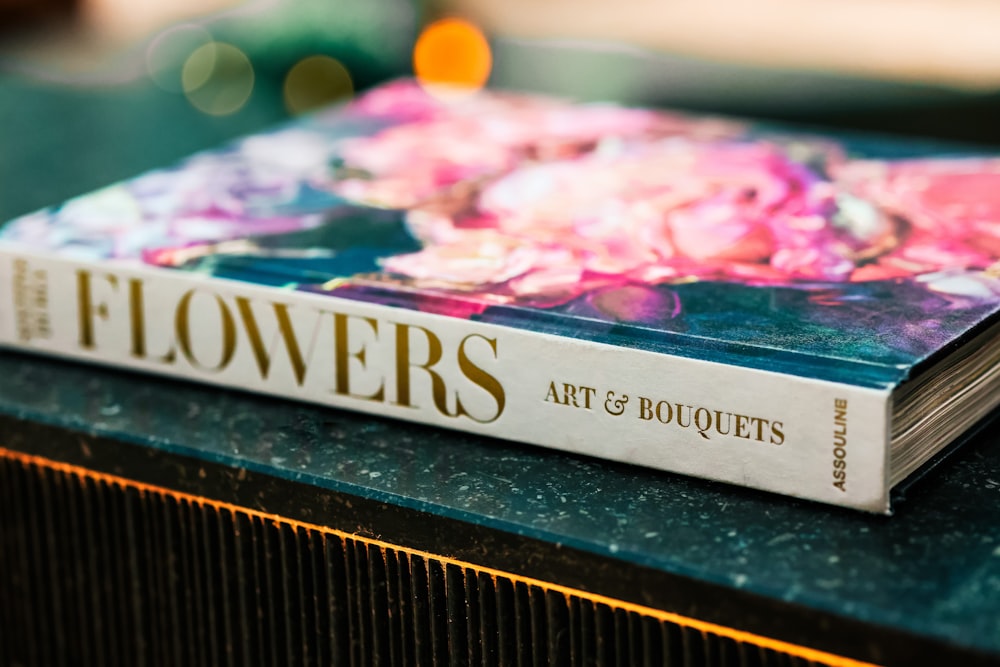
[{"x1": 0, "y1": 248, "x2": 893, "y2": 512}]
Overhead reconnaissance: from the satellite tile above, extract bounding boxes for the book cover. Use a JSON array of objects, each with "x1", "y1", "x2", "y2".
[{"x1": 2, "y1": 80, "x2": 999, "y2": 512}]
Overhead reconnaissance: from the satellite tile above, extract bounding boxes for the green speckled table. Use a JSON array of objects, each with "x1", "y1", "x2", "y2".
[
  {"x1": 3, "y1": 351, "x2": 1000, "y2": 665},
  {"x1": 3, "y1": 53, "x2": 1000, "y2": 667}
]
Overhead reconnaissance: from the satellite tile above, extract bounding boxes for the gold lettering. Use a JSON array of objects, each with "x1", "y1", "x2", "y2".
[
  {"x1": 562, "y1": 383, "x2": 578, "y2": 407},
  {"x1": 128, "y1": 279, "x2": 146, "y2": 358},
  {"x1": 638, "y1": 396, "x2": 653, "y2": 420},
  {"x1": 127, "y1": 278, "x2": 176, "y2": 362},
  {"x1": 333, "y1": 313, "x2": 384, "y2": 401},
  {"x1": 394, "y1": 323, "x2": 450, "y2": 415},
  {"x1": 734, "y1": 413, "x2": 751, "y2": 439},
  {"x1": 456, "y1": 334, "x2": 505, "y2": 423},
  {"x1": 633, "y1": 393, "x2": 787, "y2": 446},
  {"x1": 714, "y1": 410, "x2": 732, "y2": 435},
  {"x1": 770, "y1": 421, "x2": 785, "y2": 445},
  {"x1": 544, "y1": 381, "x2": 599, "y2": 409},
  {"x1": 693, "y1": 407, "x2": 712, "y2": 440},
  {"x1": 675, "y1": 403, "x2": 692, "y2": 428},
  {"x1": 76, "y1": 270, "x2": 117, "y2": 350},
  {"x1": 175, "y1": 290, "x2": 236, "y2": 372},
  {"x1": 236, "y1": 298, "x2": 311, "y2": 385}
]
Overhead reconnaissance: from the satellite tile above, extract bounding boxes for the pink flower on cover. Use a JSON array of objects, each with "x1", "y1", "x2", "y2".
[
  {"x1": 379, "y1": 139, "x2": 893, "y2": 303},
  {"x1": 835, "y1": 159, "x2": 1000, "y2": 277},
  {"x1": 335, "y1": 80, "x2": 442, "y2": 121},
  {"x1": 332, "y1": 83, "x2": 740, "y2": 209}
]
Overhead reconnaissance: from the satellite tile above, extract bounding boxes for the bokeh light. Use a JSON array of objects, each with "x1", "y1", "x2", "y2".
[
  {"x1": 283, "y1": 55, "x2": 354, "y2": 115},
  {"x1": 182, "y1": 42, "x2": 254, "y2": 116},
  {"x1": 413, "y1": 18, "x2": 492, "y2": 92},
  {"x1": 146, "y1": 24, "x2": 214, "y2": 93}
]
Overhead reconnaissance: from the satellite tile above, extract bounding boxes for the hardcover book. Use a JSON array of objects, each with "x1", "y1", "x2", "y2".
[{"x1": 2, "y1": 80, "x2": 999, "y2": 513}]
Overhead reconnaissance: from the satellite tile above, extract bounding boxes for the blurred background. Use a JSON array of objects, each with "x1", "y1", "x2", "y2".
[{"x1": 4, "y1": 0, "x2": 1000, "y2": 221}]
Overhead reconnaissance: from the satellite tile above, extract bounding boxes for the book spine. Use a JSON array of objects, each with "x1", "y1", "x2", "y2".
[{"x1": 0, "y1": 249, "x2": 893, "y2": 511}]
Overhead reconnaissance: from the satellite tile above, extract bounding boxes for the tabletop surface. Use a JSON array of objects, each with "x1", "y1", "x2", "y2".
[
  {"x1": 3, "y1": 41, "x2": 1000, "y2": 663},
  {"x1": 2, "y1": 348, "x2": 1000, "y2": 659}
]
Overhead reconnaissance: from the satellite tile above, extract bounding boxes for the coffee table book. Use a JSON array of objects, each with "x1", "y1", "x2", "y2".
[{"x1": 2, "y1": 80, "x2": 999, "y2": 513}]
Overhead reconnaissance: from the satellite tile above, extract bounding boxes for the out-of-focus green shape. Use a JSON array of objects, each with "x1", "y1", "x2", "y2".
[{"x1": 0, "y1": 0, "x2": 417, "y2": 222}]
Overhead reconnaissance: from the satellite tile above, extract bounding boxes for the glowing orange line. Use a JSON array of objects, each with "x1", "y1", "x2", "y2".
[{"x1": 0, "y1": 446, "x2": 879, "y2": 667}]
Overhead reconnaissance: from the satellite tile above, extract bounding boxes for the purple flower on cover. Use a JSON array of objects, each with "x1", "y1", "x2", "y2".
[{"x1": 0, "y1": 128, "x2": 336, "y2": 261}]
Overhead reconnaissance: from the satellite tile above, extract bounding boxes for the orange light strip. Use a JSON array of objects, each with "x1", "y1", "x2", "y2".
[{"x1": 1, "y1": 446, "x2": 879, "y2": 667}]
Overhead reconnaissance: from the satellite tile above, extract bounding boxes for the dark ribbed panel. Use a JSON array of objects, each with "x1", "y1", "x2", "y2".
[{"x1": 0, "y1": 455, "x2": 848, "y2": 667}]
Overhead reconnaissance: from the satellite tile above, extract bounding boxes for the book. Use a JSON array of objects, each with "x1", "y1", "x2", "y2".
[{"x1": 2, "y1": 80, "x2": 999, "y2": 513}]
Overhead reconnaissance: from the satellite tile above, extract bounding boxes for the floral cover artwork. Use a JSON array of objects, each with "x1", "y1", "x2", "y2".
[{"x1": 5, "y1": 80, "x2": 1000, "y2": 388}]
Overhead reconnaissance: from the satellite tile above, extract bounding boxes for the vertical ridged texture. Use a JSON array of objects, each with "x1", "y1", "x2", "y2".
[{"x1": 0, "y1": 455, "x2": 846, "y2": 667}]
